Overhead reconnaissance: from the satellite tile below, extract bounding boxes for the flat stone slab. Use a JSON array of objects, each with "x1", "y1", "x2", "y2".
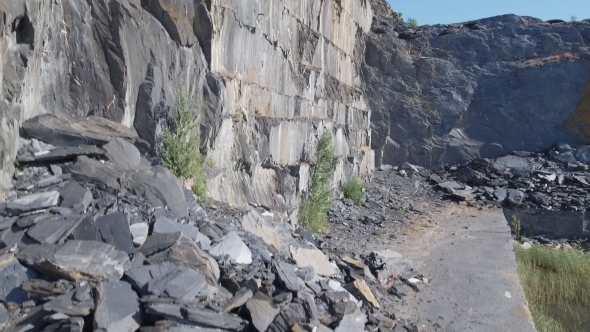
[
  {"x1": 27, "y1": 216, "x2": 78, "y2": 244},
  {"x1": 69, "y1": 156, "x2": 121, "y2": 194},
  {"x1": 17, "y1": 145, "x2": 105, "y2": 163},
  {"x1": 129, "y1": 223, "x2": 149, "y2": 246},
  {"x1": 0, "y1": 254, "x2": 37, "y2": 304},
  {"x1": 153, "y1": 216, "x2": 201, "y2": 242},
  {"x1": 208, "y1": 231, "x2": 252, "y2": 265},
  {"x1": 47, "y1": 240, "x2": 131, "y2": 281},
  {"x1": 129, "y1": 166, "x2": 188, "y2": 218},
  {"x1": 246, "y1": 293, "x2": 279, "y2": 332},
  {"x1": 103, "y1": 137, "x2": 141, "y2": 171},
  {"x1": 290, "y1": 246, "x2": 337, "y2": 277},
  {"x1": 3, "y1": 191, "x2": 60, "y2": 216},
  {"x1": 94, "y1": 281, "x2": 142, "y2": 332},
  {"x1": 59, "y1": 181, "x2": 93, "y2": 212}
]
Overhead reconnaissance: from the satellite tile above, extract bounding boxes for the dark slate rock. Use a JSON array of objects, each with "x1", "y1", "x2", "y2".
[
  {"x1": 95, "y1": 213, "x2": 135, "y2": 253},
  {"x1": 275, "y1": 261, "x2": 301, "y2": 292},
  {"x1": 94, "y1": 281, "x2": 142, "y2": 332},
  {"x1": 17, "y1": 145, "x2": 105, "y2": 163},
  {"x1": 125, "y1": 262, "x2": 178, "y2": 296},
  {"x1": 506, "y1": 189, "x2": 526, "y2": 205},
  {"x1": 493, "y1": 188, "x2": 507, "y2": 202},
  {"x1": 68, "y1": 155, "x2": 121, "y2": 193},
  {"x1": 138, "y1": 232, "x2": 182, "y2": 256},
  {"x1": 48, "y1": 240, "x2": 131, "y2": 281},
  {"x1": 153, "y1": 216, "x2": 201, "y2": 242},
  {"x1": 35, "y1": 173, "x2": 71, "y2": 188},
  {"x1": 223, "y1": 288, "x2": 253, "y2": 313},
  {"x1": 6, "y1": 305, "x2": 50, "y2": 332},
  {"x1": 550, "y1": 151, "x2": 577, "y2": 164},
  {"x1": 531, "y1": 192, "x2": 550, "y2": 206},
  {"x1": 72, "y1": 216, "x2": 102, "y2": 242},
  {"x1": 103, "y1": 137, "x2": 141, "y2": 171},
  {"x1": 3, "y1": 191, "x2": 60, "y2": 216},
  {"x1": 59, "y1": 181, "x2": 93, "y2": 212},
  {"x1": 267, "y1": 304, "x2": 307, "y2": 332},
  {"x1": 246, "y1": 292, "x2": 280, "y2": 332},
  {"x1": 129, "y1": 166, "x2": 188, "y2": 218},
  {"x1": 21, "y1": 279, "x2": 74, "y2": 297},
  {"x1": 0, "y1": 304, "x2": 8, "y2": 330},
  {"x1": 146, "y1": 303, "x2": 245, "y2": 331},
  {"x1": 16, "y1": 213, "x2": 50, "y2": 229},
  {"x1": 147, "y1": 266, "x2": 208, "y2": 301},
  {"x1": 557, "y1": 143, "x2": 573, "y2": 153},
  {"x1": 575, "y1": 145, "x2": 590, "y2": 164},
  {"x1": 44, "y1": 284, "x2": 94, "y2": 316},
  {"x1": 27, "y1": 216, "x2": 78, "y2": 244},
  {"x1": 1, "y1": 224, "x2": 36, "y2": 248},
  {"x1": 0, "y1": 254, "x2": 37, "y2": 304},
  {"x1": 21, "y1": 114, "x2": 148, "y2": 152},
  {"x1": 0, "y1": 217, "x2": 15, "y2": 231}
]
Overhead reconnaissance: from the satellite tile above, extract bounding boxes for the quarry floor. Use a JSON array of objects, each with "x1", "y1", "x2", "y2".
[{"x1": 394, "y1": 205, "x2": 537, "y2": 332}]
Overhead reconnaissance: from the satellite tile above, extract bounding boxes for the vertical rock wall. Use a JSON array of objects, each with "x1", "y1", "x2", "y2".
[{"x1": 0, "y1": 0, "x2": 375, "y2": 212}]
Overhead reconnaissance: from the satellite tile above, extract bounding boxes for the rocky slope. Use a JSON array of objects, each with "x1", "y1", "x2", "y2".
[
  {"x1": 0, "y1": 0, "x2": 375, "y2": 211},
  {"x1": 365, "y1": 0, "x2": 590, "y2": 169}
]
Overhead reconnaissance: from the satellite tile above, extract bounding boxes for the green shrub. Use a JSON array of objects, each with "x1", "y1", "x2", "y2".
[
  {"x1": 160, "y1": 89, "x2": 207, "y2": 202},
  {"x1": 407, "y1": 17, "x2": 418, "y2": 27},
  {"x1": 343, "y1": 176, "x2": 364, "y2": 205},
  {"x1": 390, "y1": 10, "x2": 403, "y2": 22},
  {"x1": 299, "y1": 131, "x2": 339, "y2": 233}
]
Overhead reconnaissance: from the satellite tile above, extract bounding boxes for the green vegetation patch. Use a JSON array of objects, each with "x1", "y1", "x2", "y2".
[
  {"x1": 299, "y1": 131, "x2": 339, "y2": 233},
  {"x1": 160, "y1": 89, "x2": 207, "y2": 202},
  {"x1": 515, "y1": 245, "x2": 590, "y2": 332},
  {"x1": 343, "y1": 176, "x2": 364, "y2": 206}
]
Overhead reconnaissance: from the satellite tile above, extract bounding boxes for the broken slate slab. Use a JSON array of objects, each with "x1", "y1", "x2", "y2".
[
  {"x1": 506, "y1": 189, "x2": 526, "y2": 205},
  {"x1": 246, "y1": 292, "x2": 280, "y2": 332},
  {"x1": 274, "y1": 261, "x2": 301, "y2": 292},
  {"x1": 146, "y1": 303, "x2": 245, "y2": 331},
  {"x1": 95, "y1": 213, "x2": 135, "y2": 253},
  {"x1": 3, "y1": 191, "x2": 60, "y2": 216},
  {"x1": 129, "y1": 166, "x2": 188, "y2": 218},
  {"x1": 147, "y1": 266, "x2": 208, "y2": 301},
  {"x1": 138, "y1": 232, "x2": 182, "y2": 256},
  {"x1": 94, "y1": 281, "x2": 141, "y2": 332},
  {"x1": 208, "y1": 231, "x2": 252, "y2": 265},
  {"x1": 290, "y1": 246, "x2": 338, "y2": 277},
  {"x1": 346, "y1": 279, "x2": 380, "y2": 308},
  {"x1": 125, "y1": 262, "x2": 178, "y2": 296},
  {"x1": 223, "y1": 288, "x2": 253, "y2": 313},
  {"x1": 129, "y1": 223, "x2": 149, "y2": 246},
  {"x1": 69, "y1": 156, "x2": 121, "y2": 194},
  {"x1": 335, "y1": 310, "x2": 367, "y2": 332},
  {"x1": 27, "y1": 216, "x2": 78, "y2": 244},
  {"x1": 44, "y1": 284, "x2": 94, "y2": 316},
  {"x1": 35, "y1": 173, "x2": 71, "y2": 188},
  {"x1": 48, "y1": 240, "x2": 131, "y2": 281},
  {"x1": 153, "y1": 216, "x2": 201, "y2": 242},
  {"x1": 17, "y1": 145, "x2": 105, "y2": 163},
  {"x1": 242, "y1": 209, "x2": 288, "y2": 251},
  {"x1": 0, "y1": 254, "x2": 37, "y2": 304},
  {"x1": 0, "y1": 304, "x2": 7, "y2": 330},
  {"x1": 162, "y1": 236, "x2": 220, "y2": 284},
  {"x1": 59, "y1": 181, "x2": 93, "y2": 212},
  {"x1": 102, "y1": 137, "x2": 141, "y2": 171}
]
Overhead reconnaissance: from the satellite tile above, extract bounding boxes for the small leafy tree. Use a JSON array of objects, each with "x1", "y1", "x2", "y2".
[
  {"x1": 299, "y1": 131, "x2": 339, "y2": 233},
  {"x1": 160, "y1": 89, "x2": 207, "y2": 202},
  {"x1": 571, "y1": 15, "x2": 578, "y2": 22},
  {"x1": 407, "y1": 17, "x2": 418, "y2": 27},
  {"x1": 343, "y1": 176, "x2": 364, "y2": 206}
]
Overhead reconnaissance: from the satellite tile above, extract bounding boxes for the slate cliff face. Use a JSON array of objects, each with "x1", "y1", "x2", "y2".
[
  {"x1": 0, "y1": 0, "x2": 375, "y2": 211},
  {"x1": 365, "y1": 0, "x2": 590, "y2": 169}
]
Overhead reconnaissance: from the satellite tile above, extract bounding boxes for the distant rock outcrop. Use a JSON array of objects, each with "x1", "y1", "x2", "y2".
[{"x1": 365, "y1": 0, "x2": 590, "y2": 168}]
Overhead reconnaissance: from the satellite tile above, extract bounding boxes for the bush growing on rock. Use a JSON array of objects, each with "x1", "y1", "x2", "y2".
[
  {"x1": 299, "y1": 131, "x2": 339, "y2": 233},
  {"x1": 343, "y1": 176, "x2": 364, "y2": 206},
  {"x1": 160, "y1": 89, "x2": 207, "y2": 202},
  {"x1": 407, "y1": 17, "x2": 418, "y2": 27}
]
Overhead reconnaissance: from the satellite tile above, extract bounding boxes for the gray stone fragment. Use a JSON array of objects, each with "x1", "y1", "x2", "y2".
[
  {"x1": 138, "y1": 232, "x2": 182, "y2": 256},
  {"x1": 531, "y1": 192, "x2": 550, "y2": 206},
  {"x1": 493, "y1": 188, "x2": 507, "y2": 202},
  {"x1": 94, "y1": 281, "x2": 142, "y2": 332},
  {"x1": 208, "y1": 231, "x2": 252, "y2": 265},
  {"x1": 103, "y1": 138, "x2": 141, "y2": 171},
  {"x1": 95, "y1": 213, "x2": 135, "y2": 253},
  {"x1": 0, "y1": 304, "x2": 8, "y2": 330},
  {"x1": 72, "y1": 216, "x2": 102, "y2": 242},
  {"x1": 49, "y1": 240, "x2": 131, "y2": 281},
  {"x1": 3, "y1": 191, "x2": 60, "y2": 216},
  {"x1": 246, "y1": 293, "x2": 280, "y2": 332},
  {"x1": 275, "y1": 261, "x2": 301, "y2": 291},
  {"x1": 0, "y1": 254, "x2": 37, "y2": 304},
  {"x1": 366, "y1": 250, "x2": 413, "y2": 284},
  {"x1": 550, "y1": 150, "x2": 577, "y2": 164},
  {"x1": 378, "y1": 164, "x2": 393, "y2": 171},
  {"x1": 130, "y1": 223, "x2": 149, "y2": 246},
  {"x1": 146, "y1": 303, "x2": 245, "y2": 331},
  {"x1": 50, "y1": 164, "x2": 63, "y2": 176},
  {"x1": 575, "y1": 145, "x2": 590, "y2": 164},
  {"x1": 335, "y1": 310, "x2": 367, "y2": 332},
  {"x1": 59, "y1": 181, "x2": 93, "y2": 212},
  {"x1": 290, "y1": 246, "x2": 337, "y2": 277},
  {"x1": 163, "y1": 236, "x2": 220, "y2": 284},
  {"x1": 506, "y1": 189, "x2": 526, "y2": 205},
  {"x1": 147, "y1": 267, "x2": 208, "y2": 301},
  {"x1": 154, "y1": 216, "x2": 201, "y2": 242},
  {"x1": 69, "y1": 156, "x2": 121, "y2": 194},
  {"x1": 27, "y1": 216, "x2": 77, "y2": 244},
  {"x1": 44, "y1": 284, "x2": 94, "y2": 316},
  {"x1": 17, "y1": 145, "x2": 105, "y2": 163},
  {"x1": 223, "y1": 288, "x2": 253, "y2": 313},
  {"x1": 125, "y1": 262, "x2": 178, "y2": 296},
  {"x1": 35, "y1": 173, "x2": 71, "y2": 188},
  {"x1": 129, "y1": 166, "x2": 188, "y2": 218},
  {"x1": 1, "y1": 225, "x2": 36, "y2": 248}
]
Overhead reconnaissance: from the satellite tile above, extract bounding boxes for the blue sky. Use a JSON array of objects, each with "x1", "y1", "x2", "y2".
[{"x1": 387, "y1": 0, "x2": 590, "y2": 25}]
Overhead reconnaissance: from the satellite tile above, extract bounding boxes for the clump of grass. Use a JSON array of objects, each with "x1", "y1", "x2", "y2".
[
  {"x1": 407, "y1": 17, "x2": 418, "y2": 27},
  {"x1": 160, "y1": 89, "x2": 207, "y2": 202},
  {"x1": 13, "y1": 160, "x2": 24, "y2": 172},
  {"x1": 515, "y1": 245, "x2": 590, "y2": 331},
  {"x1": 299, "y1": 131, "x2": 339, "y2": 233},
  {"x1": 233, "y1": 108, "x2": 244, "y2": 122},
  {"x1": 343, "y1": 176, "x2": 364, "y2": 205}
]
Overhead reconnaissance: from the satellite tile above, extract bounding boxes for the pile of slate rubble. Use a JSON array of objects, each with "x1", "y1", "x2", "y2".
[
  {"x1": 424, "y1": 144, "x2": 590, "y2": 211},
  {"x1": 0, "y1": 114, "x2": 421, "y2": 332}
]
